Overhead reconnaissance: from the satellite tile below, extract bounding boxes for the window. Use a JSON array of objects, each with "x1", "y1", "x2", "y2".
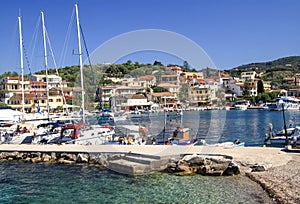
[{"x1": 56, "y1": 99, "x2": 61, "y2": 102}]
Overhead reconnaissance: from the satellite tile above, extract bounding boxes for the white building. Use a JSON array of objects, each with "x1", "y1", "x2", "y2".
[
  {"x1": 241, "y1": 71, "x2": 257, "y2": 81},
  {"x1": 28, "y1": 74, "x2": 67, "y2": 89}
]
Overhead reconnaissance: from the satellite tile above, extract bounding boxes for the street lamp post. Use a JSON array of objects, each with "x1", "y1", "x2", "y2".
[{"x1": 279, "y1": 100, "x2": 289, "y2": 146}]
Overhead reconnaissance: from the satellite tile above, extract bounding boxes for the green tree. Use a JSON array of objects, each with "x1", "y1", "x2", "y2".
[
  {"x1": 243, "y1": 84, "x2": 250, "y2": 97},
  {"x1": 178, "y1": 84, "x2": 189, "y2": 102},
  {"x1": 255, "y1": 93, "x2": 270, "y2": 103},
  {"x1": 0, "y1": 71, "x2": 18, "y2": 78},
  {"x1": 257, "y1": 80, "x2": 265, "y2": 94},
  {"x1": 267, "y1": 92, "x2": 278, "y2": 100},
  {"x1": 152, "y1": 86, "x2": 163, "y2": 93},
  {"x1": 0, "y1": 103, "x2": 9, "y2": 107},
  {"x1": 153, "y1": 61, "x2": 164, "y2": 66},
  {"x1": 183, "y1": 61, "x2": 189, "y2": 72}
]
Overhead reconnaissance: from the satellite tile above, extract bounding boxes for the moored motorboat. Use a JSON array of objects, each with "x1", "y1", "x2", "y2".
[
  {"x1": 276, "y1": 96, "x2": 300, "y2": 111},
  {"x1": 58, "y1": 123, "x2": 115, "y2": 145},
  {"x1": 234, "y1": 101, "x2": 249, "y2": 110}
]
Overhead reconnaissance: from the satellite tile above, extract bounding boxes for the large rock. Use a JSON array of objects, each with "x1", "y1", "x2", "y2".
[
  {"x1": 50, "y1": 152, "x2": 57, "y2": 161},
  {"x1": 166, "y1": 154, "x2": 240, "y2": 176},
  {"x1": 5, "y1": 152, "x2": 19, "y2": 160},
  {"x1": 183, "y1": 154, "x2": 206, "y2": 166},
  {"x1": 166, "y1": 162, "x2": 177, "y2": 173},
  {"x1": 88, "y1": 154, "x2": 98, "y2": 164},
  {"x1": 250, "y1": 164, "x2": 269, "y2": 172},
  {"x1": 30, "y1": 152, "x2": 41, "y2": 158},
  {"x1": 88, "y1": 154, "x2": 108, "y2": 166},
  {"x1": 76, "y1": 154, "x2": 89, "y2": 163},
  {"x1": 15, "y1": 152, "x2": 24, "y2": 160},
  {"x1": 97, "y1": 154, "x2": 109, "y2": 166},
  {"x1": 176, "y1": 160, "x2": 192, "y2": 173},
  {"x1": 60, "y1": 153, "x2": 77, "y2": 161},
  {"x1": 222, "y1": 161, "x2": 240, "y2": 175},
  {"x1": 58, "y1": 158, "x2": 76, "y2": 164},
  {"x1": 41, "y1": 153, "x2": 52, "y2": 162},
  {"x1": 30, "y1": 157, "x2": 42, "y2": 163}
]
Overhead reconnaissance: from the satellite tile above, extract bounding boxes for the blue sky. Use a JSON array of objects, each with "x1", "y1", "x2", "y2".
[{"x1": 1, "y1": 0, "x2": 300, "y2": 74}]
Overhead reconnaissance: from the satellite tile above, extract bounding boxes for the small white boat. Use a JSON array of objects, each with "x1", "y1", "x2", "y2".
[
  {"x1": 234, "y1": 100, "x2": 250, "y2": 110},
  {"x1": 200, "y1": 139, "x2": 245, "y2": 147},
  {"x1": 114, "y1": 115, "x2": 127, "y2": 122}
]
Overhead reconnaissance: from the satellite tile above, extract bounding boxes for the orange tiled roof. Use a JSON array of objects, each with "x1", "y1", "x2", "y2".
[
  {"x1": 151, "y1": 92, "x2": 174, "y2": 97},
  {"x1": 136, "y1": 75, "x2": 155, "y2": 81}
]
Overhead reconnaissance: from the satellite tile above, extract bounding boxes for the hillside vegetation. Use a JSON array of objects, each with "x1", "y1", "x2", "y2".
[
  {"x1": 2, "y1": 57, "x2": 300, "y2": 90},
  {"x1": 225, "y1": 56, "x2": 300, "y2": 89}
]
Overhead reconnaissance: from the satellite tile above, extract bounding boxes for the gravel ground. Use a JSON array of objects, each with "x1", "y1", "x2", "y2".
[{"x1": 246, "y1": 154, "x2": 300, "y2": 204}]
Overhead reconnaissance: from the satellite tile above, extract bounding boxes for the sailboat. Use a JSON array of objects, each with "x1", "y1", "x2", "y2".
[
  {"x1": 57, "y1": 4, "x2": 117, "y2": 145},
  {"x1": 2, "y1": 12, "x2": 59, "y2": 144}
]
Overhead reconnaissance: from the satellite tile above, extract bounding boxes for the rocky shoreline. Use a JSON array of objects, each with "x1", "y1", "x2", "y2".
[
  {"x1": 0, "y1": 151, "x2": 124, "y2": 166},
  {"x1": 165, "y1": 154, "x2": 240, "y2": 176},
  {"x1": 245, "y1": 156, "x2": 300, "y2": 204}
]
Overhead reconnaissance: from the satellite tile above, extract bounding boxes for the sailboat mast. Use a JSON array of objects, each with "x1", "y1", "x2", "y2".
[
  {"x1": 41, "y1": 11, "x2": 50, "y2": 120},
  {"x1": 75, "y1": 4, "x2": 85, "y2": 123},
  {"x1": 163, "y1": 96, "x2": 167, "y2": 145},
  {"x1": 18, "y1": 15, "x2": 25, "y2": 114}
]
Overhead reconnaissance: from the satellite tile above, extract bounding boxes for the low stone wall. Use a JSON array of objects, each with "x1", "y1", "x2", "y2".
[
  {"x1": 165, "y1": 154, "x2": 240, "y2": 176},
  {"x1": 0, "y1": 151, "x2": 125, "y2": 166}
]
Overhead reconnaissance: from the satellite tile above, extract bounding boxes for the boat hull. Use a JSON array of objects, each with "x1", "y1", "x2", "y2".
[{"x1": 156, "y1": 139, "x2": 198, "y2": 146}]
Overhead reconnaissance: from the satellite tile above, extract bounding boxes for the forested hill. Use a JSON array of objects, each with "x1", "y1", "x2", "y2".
[
  {"x1": 2, "y1": 56, "x2": 300, "y2": 89},
  {"x1": 225, "y1": 56, "x2": 300, "y2": 89},
  {"x1": 228, "y1": 56, "x2": 300, "y2": 72}
]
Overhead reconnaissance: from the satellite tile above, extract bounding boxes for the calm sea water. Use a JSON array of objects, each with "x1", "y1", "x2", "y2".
[
  {"x1": 0, "y1": 161, "x2": 274, "y2": 204},
  {"x1": 109, "y1": 109, "x2": 298, "y2": 146},
  {"x1": 1, "y1": 110, "x2": 292, "y2": 203}
]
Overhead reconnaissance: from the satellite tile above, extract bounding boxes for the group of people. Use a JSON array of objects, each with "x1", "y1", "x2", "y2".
[
  {"x1": 15, "y1": 125, "x2": 30, "y2": 134},
  {"x1": 118, "y1": 137, "x2": 147, "y2": 145}
]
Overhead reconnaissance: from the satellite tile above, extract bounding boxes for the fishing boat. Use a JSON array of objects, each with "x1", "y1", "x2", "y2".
[
  {"x1": 264, "y1": 121, "x2": 300, "y2": 146},
  {"x1": 151, "y1": 126, "x2": 198, "y2": 146}
]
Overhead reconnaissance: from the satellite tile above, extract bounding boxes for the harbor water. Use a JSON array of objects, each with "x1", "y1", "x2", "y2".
[
  {"x1": 106, "y1": 109, "x2": 298, "y2": 146},
  {"x1": 0, "y1": 160, "x2": 274, "y2": 204}
]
